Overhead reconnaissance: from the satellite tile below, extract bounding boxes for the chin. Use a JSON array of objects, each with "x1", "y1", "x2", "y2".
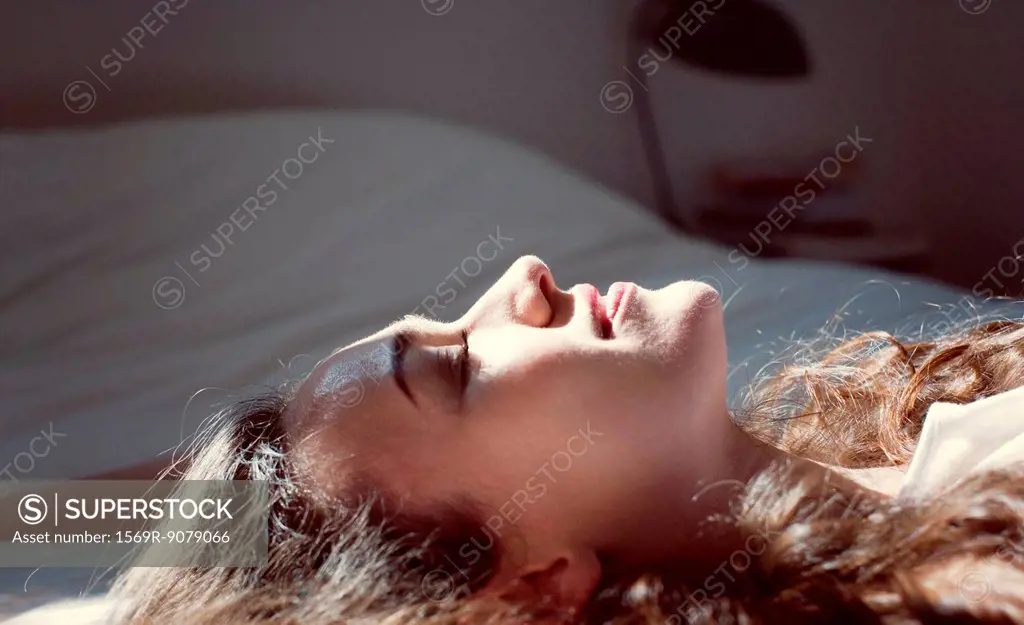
[
  {"x1": 657, "y1": 279, "x2": 722, "y2": 314},
  {"x1": 651, "y1": 281, "x2": 728, "y2": 404},
  {"x1": 624, "y1": 280, "x2": 725, "y2": 353}
]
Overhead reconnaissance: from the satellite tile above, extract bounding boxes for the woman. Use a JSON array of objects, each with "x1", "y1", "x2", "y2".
[{"x1": 112, "y1": 255, "x2": 1024, "y2": 624}]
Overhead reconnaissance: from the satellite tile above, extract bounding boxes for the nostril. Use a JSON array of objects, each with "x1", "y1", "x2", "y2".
[{"x1": 536, "y1": 271, "x2": 560, "y2": 327}]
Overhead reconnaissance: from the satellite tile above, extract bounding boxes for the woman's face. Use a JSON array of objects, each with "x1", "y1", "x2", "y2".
[{"x1": 285, "y1": 255, "x2": 734, "y2": 602}]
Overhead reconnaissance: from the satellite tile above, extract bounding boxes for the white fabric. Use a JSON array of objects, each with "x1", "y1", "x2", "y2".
[
  {"x1": 0, "y1": 109, "x2": 976, "y2": 481},
  {"x1": 901, "y1": 385, "x2": 1024, "y2": 499},
  {"x1": 4, "y1": 596, "x2": 113, "y2": 624}
]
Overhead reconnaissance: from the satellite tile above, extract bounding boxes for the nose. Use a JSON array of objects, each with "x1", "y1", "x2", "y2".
[
  {"x1": 467, "y1": 255, "x2": 556, "y2": 329},
  {"x1": 509, "y1": 255, "x2": 556, "y2": 327}
]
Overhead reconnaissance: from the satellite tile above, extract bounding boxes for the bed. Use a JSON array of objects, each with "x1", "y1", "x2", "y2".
[{"x1": 0, "y1": 109, "x2": 998, "y2": 620}]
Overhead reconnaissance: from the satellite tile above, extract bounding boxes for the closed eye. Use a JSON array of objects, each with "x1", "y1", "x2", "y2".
[
  {"x1": 459, "y1": 329, "x2": 471, "y2": 395},
  {"x1": 437, "y1": 329, "x2": 472, "y2": 404}
]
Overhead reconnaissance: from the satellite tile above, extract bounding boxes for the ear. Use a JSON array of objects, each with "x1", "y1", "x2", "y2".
[{"x1": 487, "y1": 547, "x2": 602, "y2": 613}]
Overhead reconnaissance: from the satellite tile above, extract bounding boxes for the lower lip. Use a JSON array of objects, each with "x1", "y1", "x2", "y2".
[{"x1": 607, "y1": 282, "x2": 634, "y2": 321}]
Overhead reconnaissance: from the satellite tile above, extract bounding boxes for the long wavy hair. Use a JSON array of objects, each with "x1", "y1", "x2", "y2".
[{"x1": 111, "y1": 314, "x2": 1024, "y2": 624}]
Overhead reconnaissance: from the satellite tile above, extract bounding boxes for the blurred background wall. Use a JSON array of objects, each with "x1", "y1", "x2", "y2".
[{"x1": 3, "y1": 0, "x2": 1022, "y2": 289}]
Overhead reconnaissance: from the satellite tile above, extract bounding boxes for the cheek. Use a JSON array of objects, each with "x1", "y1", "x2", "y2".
[
  {"x1": 459, "y1": 346, "x2": 610, "y2": 463},
  {"x1": 461, "y1": 360, "x2": 642, "y2": 482},
  {"x1": 472, "y1": 333, "x2": 624, "y2": 417},
  {"x1": 469, "y1": 329, "x2": 686, "y2": 436},
  {"x1": 458, "y1": 327, "x2": 718, "y2": 474}
]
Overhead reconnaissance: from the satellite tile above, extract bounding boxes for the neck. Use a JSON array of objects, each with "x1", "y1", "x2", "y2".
[{"x1": 600, "y1": 409, "x2": 788, "y2": 575}]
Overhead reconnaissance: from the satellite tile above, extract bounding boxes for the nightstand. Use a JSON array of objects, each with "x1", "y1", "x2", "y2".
[{"x1": 689, "y1": 207, "x2": 933, "y2": 276}]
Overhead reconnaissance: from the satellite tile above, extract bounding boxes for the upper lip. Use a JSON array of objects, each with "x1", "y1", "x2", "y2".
[
  {"x1": 606, "y1": 282, "x2": 632, "y2": 321},
  {"x1": 582, "y1": 285, "x2": 612, "y2": 339}
]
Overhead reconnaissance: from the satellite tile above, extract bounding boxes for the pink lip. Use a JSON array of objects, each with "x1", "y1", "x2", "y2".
[
  {"x1": 606, "y1": 282, "x2": 634, "y2": 321},
  {"x1": 579, "y1": 284, "x2": 612, "y2": 338}
]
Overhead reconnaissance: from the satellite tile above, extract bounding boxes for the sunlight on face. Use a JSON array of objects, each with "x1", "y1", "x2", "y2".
[{"x1": 284, "y1": 255, "x2": 730, "y2": 572}]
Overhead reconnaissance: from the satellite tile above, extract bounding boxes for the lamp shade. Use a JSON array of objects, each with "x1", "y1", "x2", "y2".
[{"x1": 634, "y1": 0, "x2": 811, "y2": 78}]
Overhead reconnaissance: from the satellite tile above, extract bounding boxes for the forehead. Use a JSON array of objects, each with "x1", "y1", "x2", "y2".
[
  {"x1": 281, "y1": 336, "x2": 394, "y2": 491},
  {"x1": 286, "y1": 332, "x2": 395, "y2": 433},
  {"x1": 281, "y1": 315, "x2": 460, "y2": 493},
  {"x1": 281, "y1": 319, "x2": 441, "y2": 486}
]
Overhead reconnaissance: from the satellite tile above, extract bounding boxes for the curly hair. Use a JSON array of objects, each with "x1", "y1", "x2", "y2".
[{"x1": 110, "y1": 317, "x2": 1024, "y2": 624}]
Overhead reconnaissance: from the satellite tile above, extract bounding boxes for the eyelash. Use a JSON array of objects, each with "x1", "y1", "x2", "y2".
[{"x1": 441, "y1": 330, "x2": 471, "y2": 396}]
